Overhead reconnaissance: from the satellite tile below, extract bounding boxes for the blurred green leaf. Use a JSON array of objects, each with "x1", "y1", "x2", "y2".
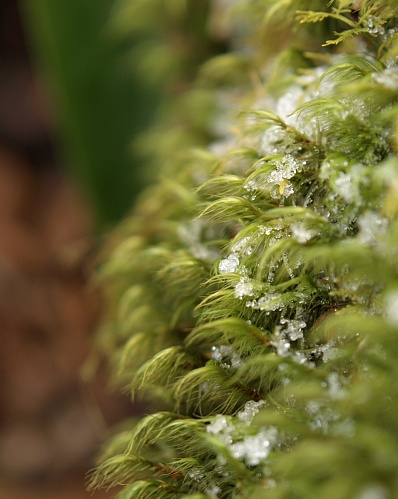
[{"x1": 21, "y1": 0, "x2": 161, "y2": 228}]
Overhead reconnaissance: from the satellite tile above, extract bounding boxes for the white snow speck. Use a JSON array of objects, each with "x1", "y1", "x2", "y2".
[{"x1": 218, "y1": 254, "x2": 240, "y2": 274}]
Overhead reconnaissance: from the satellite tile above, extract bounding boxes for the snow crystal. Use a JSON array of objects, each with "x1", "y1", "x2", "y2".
[
  {"x1": 281, "y1": 155, "x2": 299, "y2": 178},
  {"x1": 205, "y1": 485, "x2": 221, "y2": 498},
  {"x1": 358, "y1": 211, "x2": 388, "y2": 245},
  {"x1": 218, "y1": 254, "x2": 240, "y2": 274},
  {"x1": 246, "y1": 293, "x2": 283, "y2": 312},
  {"x1": 178, "y1": 220, "x2": 220, "y2": 262},
  {"x1": 211, "y1": 345, "x2": 243, "y2": 369},
  {"x1": 276, "y1": 87, "x2": 302, "y2": 124},
  {"x1": 322, "y1": 346, "x2": 339, "y2": 362},
  {"x1": 229, "y1": 428, "x2": 278, "y2": 466},
  {"x1": 232, "y1": 236, "x2": 253, "y2": 255},
  {"x1": 279, "y1": 318, "x2": 306, "y2": 341},
  {"x1": 281, "y1": 181, "x2": 294, "y2": 197},
  {"x1": 243, "y1": 154, "x2": 301, "y2": 200},
  {"x1": 291, "y1": 223, "x2": 314, "y2": 243},
  {"x1": 334, "y1": 172, "x2": 358, "y2": 203},
  {"x1": 366, "y1": 16, "x2": 385, "y2": 36},
  {"x1": 257, "y1": 71, "x2": 333, "y2": 155},
  {"x1": 237, "y1": 400, "x2": 266, "y2": 425},
  {"x1": 207, "y1": 416, "x2": 230, "y2": 436},
  {"x1": 271, "y1": 337, "x2": 291, "y2": 357},
  {"x1": 259, "y1": 126, "x2": 284, "y2": 156},
  {"x1": 306, "y1": 400, "x2": 339, "y2": 433},
  {"x1": 327, "y1": 372, "x2": 347, "y2": 400},
  {"x1": 283, "y1": 252, "x2": 295, "y2": 279},
  {"x1": 189, "y1": 469, "x2": 205, "y2": 482},
  {"x1": 373, "y1": 66, "x2": 398, "y2": 90},
  {"x1": 293, "y1": 351, "x2": 310, "y2": 365},
  {"x1": 234, "y1": 277, "x2": 255, "y2": 299},
  {"x1": 332, "y1": 418, "x2": 356, "y2": 438},
  {"x1": 207, "y1": 403, "x2": 277, "y2": 468}
]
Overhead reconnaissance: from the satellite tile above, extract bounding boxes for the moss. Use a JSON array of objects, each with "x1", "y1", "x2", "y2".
[{"x1": 91, "y1": 1, "x2": 398, "y2": 497}]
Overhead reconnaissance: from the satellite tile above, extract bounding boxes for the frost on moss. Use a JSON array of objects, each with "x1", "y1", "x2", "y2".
[{"x1": 91, "y1": 1, "x2": 398, "y2": 498}]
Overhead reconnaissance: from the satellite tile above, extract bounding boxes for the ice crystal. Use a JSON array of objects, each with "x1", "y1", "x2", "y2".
[
  {"x1": 274, "y1": 155, "x2": 301, "y2": 180},
  {"x1": 276, "y1": 340, "x2": 291, "y2": 356},
  {"x1": 281, "y1": 181, "x2": 295, "y2": 197},
  {"x1": 244, "y1": 154, "x2": 302, "y2": 199},
  {"x1": 207, "y1": 416, "x2": 230, "y2": 438},
  {"x1": 237, "y1": 400, "x2": 266, "y2": 425},
  {"x1": 279, "y1": 318, "x2": 306, "y2": 341},
  {"x1": 189, "y1": 469, "x2": 205, "y2": 482},
  {"x1": 207, "y1": 402, "x2": 277, "y2": 467},
  {"x1": 358, "y1": 211, "x2": 388, "y2": 245},
  {"x1": 246, "y1": 293, "x2": 283, "y2": 312},
  {"x1": 218, "y1": 254, "x2": 240, "y2": 274},
  {"x1": 373, "y1": 66, "x2": 398, "y2": 90},
  {"x1": 283, "y1": 252, "x2": 295, "y2": 279},
  {"x1": 293, "y1": 351, "x2": 310, "y2": 365},
  {"x1": 271, "y1": 332, "x2": 292, "y2": 357},
  {"x1": 179, "y1": 220, "x2": 220, "y2": 262},
  {"x1": 306, "y1": 400, "x2": 339, "y2": 434},
  {"x1": 259, "y1": 223, "x2": 282, "y2": 236},
  {"x1": 229, "y1": 428, "x2": 278, "y2": 466},
  {"x1": 231, "y1": 236, "x2": 253, "y2": 255},
  {"x1": 205, "y1": 484, "x2": 221, "y2": 498},
  {"x1": 211, "y1": 344, "x2": 243, "y2": 369},
  {"x1": 366, "y1": 16, "x2": 385, "y2": 36},
  {"x1": 257, "y1": 68, "x2": 334, "y2": 154},
  {"x1": 334, "y1": 172, "x2": 359, "y2": 203},
  {"x1": 322, "y1": 345, "x2": 339, "y2": 362},
  {"x1": 291, "y1": 223, "x2": 314, "y2": 244},
  {"x1": 276, "y1": 87, "x2": 303, "y2": 125},
  {"x1": 219, "y1": 237, "x2": 254, "y2": 276},
  {"x1": 234, "y1": 277, "x2": 255, "y2": 299},
  {"x1": 273, "y1": 318, "x2": 308, "y2": 365},
  {"x1": 259, "y1": 126, "x2": 285, "y2": 156},
  {"x1": 332, "y1": 418, "x2": 356, "y2": 438},
  {"x1": 327, "y1": 372, "x2": 347, "y2": 400}
]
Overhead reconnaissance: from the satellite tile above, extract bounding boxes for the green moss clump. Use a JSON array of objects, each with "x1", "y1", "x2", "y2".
[{"x1": 91, "y1": 1, "x2": 398, "y2": 497}]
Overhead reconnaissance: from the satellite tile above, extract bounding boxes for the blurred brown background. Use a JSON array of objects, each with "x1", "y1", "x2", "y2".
[{"x1": 0, "y1": 1, "x2": 131, "y2": 497}]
